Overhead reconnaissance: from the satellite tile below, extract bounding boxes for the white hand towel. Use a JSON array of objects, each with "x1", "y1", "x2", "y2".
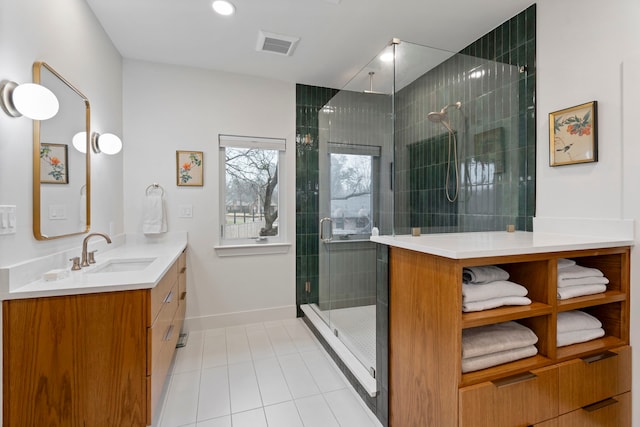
[
  {"x1": 463, "y1": 265, "x2": 510, "y2": 284},
  {"x1": 557, "y1": 310, "x2": 602, "y2": 333},
  {"x1": 557, "y1": 328, "x2": 605, "y2": 347},
  {"x1": 462, "y1": 345, "x2": 538, "y2": 373},
  {"x1": 462, "y1": 296, "x2": 531, "y2": 312},
  {"x1": 462, "y1": 280, "x2": 528, "y2": 303},
  {"x1": 557, "y1": 258, "x2": 577, "y2": 269},
  {"x1": 142, "y1": 193, "x2": 167, "y2": 234},
  {"x1": 557, "y1": 284, "x2": 606, "y2": 300},
  {"x1": 557, "y1": 264, "x2": 604, "y2": 280},
  {"x1": 558, "y1": 275, "x2": 609, "y2": 288},
  {"x1": 462, "y1": 320, "x2": 538, "y2": 358}
]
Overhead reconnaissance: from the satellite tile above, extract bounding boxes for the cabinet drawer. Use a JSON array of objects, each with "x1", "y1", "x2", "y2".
[
  {"x1": 459, "y1": 365, "x2": 558, "y2": 427},
  {"x1": 150, "y1": 260, "x2": 178, "y2": 324},
  {"x1": 150, "y1": 305, "x2": 183, "y2": 421},
  {"x1": 556, "y1": 392, "x2": 630, "y2": 427},
  {"x1": 557, "y1": 345, "x2": 630, "y2": 414},
  {"x1": 148, "y1": 281, "x2": 179, "y2": 376}
]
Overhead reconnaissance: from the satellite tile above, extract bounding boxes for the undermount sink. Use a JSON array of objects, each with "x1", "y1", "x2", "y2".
[{"x1": 87, "y1": 257, "x2": 156, "y2": 274}]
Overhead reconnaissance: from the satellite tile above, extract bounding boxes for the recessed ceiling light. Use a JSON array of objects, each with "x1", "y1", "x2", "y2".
[{"x1": 212, "y1": 0, "x2": 235, "y2": 16}]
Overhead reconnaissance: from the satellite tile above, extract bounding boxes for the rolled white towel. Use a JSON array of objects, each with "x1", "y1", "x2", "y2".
[
  {"x1": 462, "y1": 321, "x2": 538, "y2": 359},
  {"x1": 557, "y1": 284, "x2": 606, "y2": 300},
  {"x1": 463, "y1": 265, "x2": 509, "y2": 284},
  {"x1": 462, "y1": 296, "x2": 531, "y2": 312},
  {"x1": 462, "y1": 345, "x2": 538, "y2": 373},
  {"x1": 557, "y1": 258, "x2": 577, "y2": 269},
  {"x1": 462, "y1": 280, "x2": 528, "y2": 303},
  {"x1": 557, "y1": 264, "x2": 604, "y2": 281},
  {"x1": 558, "y1": 275, "x2": 609, "y2": 288},
  {"x1": 557, "y1": 310, "x2": 602, "y2": 333},
  {"x1": 557, "y1": 328, "x2": 605, "y2": 347}
]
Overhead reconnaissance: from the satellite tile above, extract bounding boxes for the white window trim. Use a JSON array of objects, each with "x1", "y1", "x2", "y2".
[{"x1": 216, "y1": 134, "x2": 288, "y2": 254}]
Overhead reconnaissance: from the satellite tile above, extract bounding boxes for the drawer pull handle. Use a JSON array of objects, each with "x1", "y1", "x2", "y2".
[
  {"x1": 180, "y1": 291, "x2": 187, "y2": 301},
  {"x1": 581, "y1": 350, "x2": 617, "y2": 364},
  {"x1": 163, "y1": 325, "x2": 175, "y2": 342},
  {"x1": 164, "y1": 290, "x2": 174, "y2": 304},
  {"x1": 180, "y1": 267, "x2": 186, "y2": 273},
  {"x1": 583, "y1": 397, "x2": 618, "y2": 412},
  {"x1": 491, "y1": 372, "x2": 537, "y2": 388}
]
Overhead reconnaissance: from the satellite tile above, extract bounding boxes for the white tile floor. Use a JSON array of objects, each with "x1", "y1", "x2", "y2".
[{"x1": 155, "y1": 318, "x2": 383, "y2": 427}]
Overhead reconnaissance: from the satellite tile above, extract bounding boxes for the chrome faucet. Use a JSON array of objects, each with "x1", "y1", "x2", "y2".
[{"x1": 81, "y1": 232, "x2": 112, "y2": 267}]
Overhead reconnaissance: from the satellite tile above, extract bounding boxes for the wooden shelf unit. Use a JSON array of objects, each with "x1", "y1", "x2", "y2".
[{"x1": 388, "y1": 245, "x2": 631, "y2": 427}]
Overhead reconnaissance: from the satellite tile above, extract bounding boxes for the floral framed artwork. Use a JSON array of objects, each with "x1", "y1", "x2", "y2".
[
  {"x1": 176, "y1": 150, "x2": 203, "y2": 186},
  {"x1": 40, "y1": 143, "x2": 68, "y2": 184},
  {"x1": 549, "y1": 101, "x2": 598, "y2": 166}
]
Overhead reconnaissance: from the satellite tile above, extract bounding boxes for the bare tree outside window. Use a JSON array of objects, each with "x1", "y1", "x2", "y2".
[{"x1": 224, "y1": 147, "x2": 279, "y2": 238}]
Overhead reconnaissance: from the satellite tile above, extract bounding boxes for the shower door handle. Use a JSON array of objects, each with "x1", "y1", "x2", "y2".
[{"x1": 320, "y1": 217, "x2": 334, "y2": 243}]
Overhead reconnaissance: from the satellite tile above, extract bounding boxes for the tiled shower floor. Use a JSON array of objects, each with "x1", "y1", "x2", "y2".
[
  {"x1": 310, "y1": 304, "x2": 376, "y2": 373},
  {"x1": 154, "y1": 318, "x2": 382, "y2": 427}
]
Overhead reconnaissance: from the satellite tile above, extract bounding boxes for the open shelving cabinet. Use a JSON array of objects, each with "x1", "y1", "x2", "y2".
[{"x1": 388, "y1": 245, "x2": 630, "y2": 427}]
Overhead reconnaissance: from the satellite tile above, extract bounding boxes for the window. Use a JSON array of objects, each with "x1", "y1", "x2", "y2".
[
  {"x1": 328, "y1": 143, "x2": 380, "y2": 239},
  {"x1": 218, "y1": 135, "x2": 287, "y2": 249}
]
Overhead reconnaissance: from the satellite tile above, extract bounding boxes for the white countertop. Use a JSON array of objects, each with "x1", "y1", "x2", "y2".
[
  {"x1": 1, "y1": 233, "x2": 187, "y2": 300},
  {"x1": 370, "y1": 231, "x2": 633, "y2": 259}
]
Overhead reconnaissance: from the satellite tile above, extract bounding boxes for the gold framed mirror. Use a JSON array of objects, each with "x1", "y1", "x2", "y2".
[{"x1": 33, "y1": 61, "x2": 90, "y2": 240}]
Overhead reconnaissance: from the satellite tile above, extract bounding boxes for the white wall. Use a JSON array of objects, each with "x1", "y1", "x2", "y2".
[
  {"x1": 0, "y1": 0, "x2": 123, "y2": 266},
  {"x1": 122, "y1": 60, "x2": 296, "y2": 328},
  {"x1": 536, "y1": 1, "x2": 640, "y2": 424}
]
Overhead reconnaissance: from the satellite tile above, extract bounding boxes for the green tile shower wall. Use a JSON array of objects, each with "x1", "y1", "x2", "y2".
[
  {"x1": 295, "y1": 85, "x2": 338, "y2": 315},
  {"x1": 395, "y1": 4, "x2": 536, "y2": 233}
]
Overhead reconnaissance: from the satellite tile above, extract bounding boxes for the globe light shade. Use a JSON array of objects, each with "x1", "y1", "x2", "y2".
[
  {"x1": 72, "y1": 132, "x2": 88, "y2": 153},
  {"x1": 11, "y1": 83, "x2": 59, "y2": 120},
  {"x1": 95, "y1": 133, "x2": 122, "y2": 155}
]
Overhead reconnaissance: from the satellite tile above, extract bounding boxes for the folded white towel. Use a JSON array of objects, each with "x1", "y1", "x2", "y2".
[
  {"x1": 462, "y1": 280, "x2": 528, "y2": 303},
  {"x1": 557, "y1": 310, "x2": 602, "y2": 333},
  {"x1": 463, "y1": 266, "x2": 509, "y2": 284},
  {"x1": 462, "y1": 345, "x2": 538, "y2": 373},
  {"x1": 142, "y1": 193, "x2": 167, "y2": 234},
  {"x1": 558, "y1": 276, "x2": 609, "y2": 288},
  {"x1": 462, "y1": 296, "x2": 531, "y2": 312},
  {"x1": 557, "y1": 284, "x2": 606, "y2": 300},
  {"x1": 557, "y1": 264, "x2": 604, "y2": 280},
  {"x1": 462, "y1": 321, "x2": 538, "y2": 359},
  {"x1": 557, "y1": 258, "x2": 577, "y2": 269},
  {"x1": 557, "y1": 328, "x2": 605, "y2": 347}
]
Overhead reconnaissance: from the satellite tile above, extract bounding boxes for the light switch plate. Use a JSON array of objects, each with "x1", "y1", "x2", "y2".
[
  {"x1": 179, "y1": 204, "x2": 193, "y2": 218},
  {"x1": 0, "y1": 205, "x2": 16, "y2": 235}
]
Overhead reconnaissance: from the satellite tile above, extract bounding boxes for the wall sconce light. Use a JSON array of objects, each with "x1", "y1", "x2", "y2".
[
  {"x1": 72, "y1": 132, "x2": 88, "y2": 153},
  {"x1": 0, "y1": 80, "x2": 59, "y2": 120},
  {"x1": 91, "y1": 132, "x2": 122, "y2": 155}
]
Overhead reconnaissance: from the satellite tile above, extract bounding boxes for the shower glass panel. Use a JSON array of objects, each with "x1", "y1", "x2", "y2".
[{"x1": 306, "y1": 38, "x2": 523, "y2": 393}]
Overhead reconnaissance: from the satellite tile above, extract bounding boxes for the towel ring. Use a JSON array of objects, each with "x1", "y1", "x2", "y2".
[{"x1": 145, "y1": 183, "x2": 164, "y2": 197}]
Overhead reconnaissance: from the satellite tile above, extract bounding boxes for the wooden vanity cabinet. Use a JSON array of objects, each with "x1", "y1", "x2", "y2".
[
  {"x1": 3, "y1": 250, "x2": 187, "y2": 427},
  {"x1": 388, "y1": 246, "x2": 631, "y2": 427}
]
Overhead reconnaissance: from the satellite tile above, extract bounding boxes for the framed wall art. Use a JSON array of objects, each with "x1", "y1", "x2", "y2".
[
  {"x1": 549, "y1": 101, "x2": 598, "y2": 166},
  {"x1": 176, "y1": 150, "x2": 203, "y2": 186},
  {"x1": 40, "y1": 143, "x2": 68, "y2": 184}
]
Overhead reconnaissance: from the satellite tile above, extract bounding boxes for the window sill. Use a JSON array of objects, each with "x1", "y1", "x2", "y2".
[{"x1": 214, "y1": 242, "x2": 291, "y2": 257}]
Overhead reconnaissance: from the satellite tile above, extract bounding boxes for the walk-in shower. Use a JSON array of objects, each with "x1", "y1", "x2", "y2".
[
  {"x1": 428, "y1": 101, "x2": 462, "y2": 202},
  {"x1": 297, "y1": 28, "x2": 533, "y2": 425}
]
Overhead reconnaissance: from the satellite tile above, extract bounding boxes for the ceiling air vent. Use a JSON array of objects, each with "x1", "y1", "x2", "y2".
[{"x1": 256, "y1": 31, "x2": 300, "y2": 56}]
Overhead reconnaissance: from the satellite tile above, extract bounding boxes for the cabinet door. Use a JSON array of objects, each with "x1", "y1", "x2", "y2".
[
  {"x1": 459, "y1": 366, "x2": 558, "y2": 427},
  {"x1": 557, "y1": 392, "x2": 630, "y2": 427},
  {"x1": 3, "y1": 291, "x2": 148, "y2": 427}
]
